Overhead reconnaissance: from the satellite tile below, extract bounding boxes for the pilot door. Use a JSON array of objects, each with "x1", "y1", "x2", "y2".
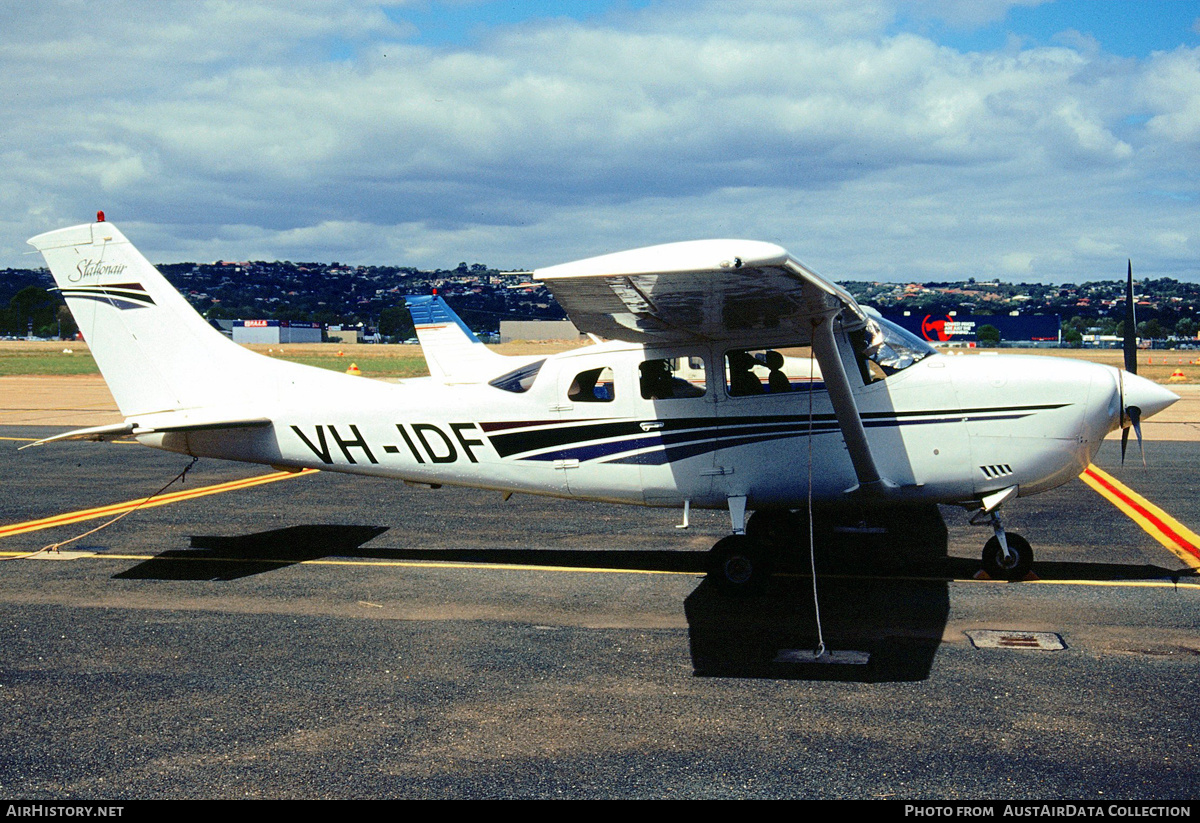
[{"x1": 708, "y1": 343, "x2": 852, "y2": 506}]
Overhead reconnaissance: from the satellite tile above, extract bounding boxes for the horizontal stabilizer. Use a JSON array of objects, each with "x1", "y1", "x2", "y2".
[
  {"x1": 18, "y1": 422, "x2": 136, "y2": 449},
  {"x1": 19, "y1": 417, "x2": 271, "y2": 450}
]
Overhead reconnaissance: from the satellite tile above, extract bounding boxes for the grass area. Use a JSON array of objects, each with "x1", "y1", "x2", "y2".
[
  {"x1": 242, "y1": 343, "x2": 432, "y2": 378},
  {"x1": 0, "y1": 341, "x2": 437, "y2": 379},
  {"x1": 0, "y1": 343, "x2": 99, "y2": 376},
  {"x1": 0, "y1": 339, "x2": 1195, "y2": 382}
]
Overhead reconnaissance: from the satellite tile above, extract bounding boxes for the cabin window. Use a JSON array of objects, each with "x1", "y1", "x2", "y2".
[
  {"x1": 489, "y1": 359, "x2": 545, "y2": 393},
  {"x1": 725, "y1": 347, "x2": 819, "y2": 396},
  {"x1": 639, "y1": 356, "x2": 706, "y2": 400},
  {"x1": 568, "y1": 366, "x2": 615, "y2": 402}
]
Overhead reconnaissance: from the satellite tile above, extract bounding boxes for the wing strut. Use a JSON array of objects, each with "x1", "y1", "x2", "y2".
[{"x1": 810, "y1": 316, "x2": 893, "y2": 495}]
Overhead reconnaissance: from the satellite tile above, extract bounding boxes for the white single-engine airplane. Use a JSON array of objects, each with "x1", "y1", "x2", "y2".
[{"x1": 27, "y1": 216, "x2": 1178, "y2": 590}]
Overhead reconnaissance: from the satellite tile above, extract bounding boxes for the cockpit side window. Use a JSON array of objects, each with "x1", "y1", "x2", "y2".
[
  {"x1": 640, "y1": 356, "x2": 706, "y2": 400},
  {"x1": 725, "y1": 347, "x2": 820, "y2": 396},
  {"x1": 568, "y1": 366, "x2": 615, "y2": 402}
]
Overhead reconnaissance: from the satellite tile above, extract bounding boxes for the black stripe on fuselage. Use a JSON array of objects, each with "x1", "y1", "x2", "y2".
[{"x1": 483, "y1": 403, "x2": 1069, "y2": 462}]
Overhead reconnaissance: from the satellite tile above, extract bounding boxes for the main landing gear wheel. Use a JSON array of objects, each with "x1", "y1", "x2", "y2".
[
  {"x1": 981, "y1": 533, "x2": 1033, "y2": 581},
  {"x1": 707, "y1": 534, "x2": 772, "y2": 596}
]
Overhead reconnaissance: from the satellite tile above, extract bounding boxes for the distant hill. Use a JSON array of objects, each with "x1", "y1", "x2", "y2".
[{"x1": 3, "y1": 261, "x2": 1198, "y2": 341}]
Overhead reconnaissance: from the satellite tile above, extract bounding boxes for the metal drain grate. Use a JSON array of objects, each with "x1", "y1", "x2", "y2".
[{"x1": 965, "y1": 630, "x2": 1066, "y2": 650}]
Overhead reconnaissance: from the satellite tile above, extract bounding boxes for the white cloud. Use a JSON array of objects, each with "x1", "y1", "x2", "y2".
[
  {"x1": 1075, "y1": 236, "x2": 1120, "y2": 258},
  {"x1": 1141, "y1": 48, "x2": 1200, "y2": 146},
  {"x1": 2, "y1": 0, "x2": 1198, "y2": 283}
]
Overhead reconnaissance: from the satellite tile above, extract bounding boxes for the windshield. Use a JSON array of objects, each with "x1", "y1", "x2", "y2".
[{"x1": 862, "y1": 315, "x2": 938, "y2": 375}]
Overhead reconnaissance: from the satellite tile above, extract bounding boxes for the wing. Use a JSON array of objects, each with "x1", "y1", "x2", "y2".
[
  {"x1": 538, "y1": 239, "x2": 896, "y2": 497},
  {"x1": 535, "y1": 239, "x2": 868, "y2": 346}
]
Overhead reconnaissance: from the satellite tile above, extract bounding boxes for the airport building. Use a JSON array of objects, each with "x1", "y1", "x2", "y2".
[
  {"x1": 499, "y1": 319, "x2": 584, "y2": 343},
  {"x1": 232, "y1": 319, "x2": 323, "y2": 344},
  {"x1": 326, "y1": 324, "x2": 363, "y2": 344}
]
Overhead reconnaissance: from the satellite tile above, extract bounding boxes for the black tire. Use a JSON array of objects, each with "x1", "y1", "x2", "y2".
[
  {"x1": 745, "y1": 509, "x2": 808, "y2": 551},
  {"x1": 707, "y1": 535, "x2": 772, "y2": 595},
  {"x1": 981, "y1": 533, "x2": 1034, "y2": 581}
]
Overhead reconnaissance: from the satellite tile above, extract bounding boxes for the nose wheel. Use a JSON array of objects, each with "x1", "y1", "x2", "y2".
[
  {"x1": 981, "y1": 532, "x2": 1033, "y2": 581},
  {"x1": 970, "y1": 497, "x2": 1034, "y2": 581}
]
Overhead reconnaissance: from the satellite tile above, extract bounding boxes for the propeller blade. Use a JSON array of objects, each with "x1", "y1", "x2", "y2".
[
  {"x1": 1124, "y1": 259, "x2": 1137, "y2": 375},
  {"x1": 1131, "y1": 405, "x2": 1145, "y2": 467},
  {"x1": 1121, "y1": 405, "x2": 1144, "y2": 467}
]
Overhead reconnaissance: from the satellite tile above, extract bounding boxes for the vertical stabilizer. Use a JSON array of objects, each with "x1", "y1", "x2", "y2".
[
  {"x1": 28, "y1": 220, "x2": 269, "y2": 416},
  {"x1": 405, "y1": 293, "x2": 506, "y2": 383}
]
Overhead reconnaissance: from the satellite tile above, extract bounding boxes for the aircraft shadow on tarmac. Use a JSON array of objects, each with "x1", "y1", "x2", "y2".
[
  {"x1": 109, "y1": 512, "x2": 1193, "y2": 683},
  {"x1": 687, "y1": 505, "x2": 952, "y2": 683},
  {"x1": 112, "y1": 524, "x2": 392, "y2": 581}
]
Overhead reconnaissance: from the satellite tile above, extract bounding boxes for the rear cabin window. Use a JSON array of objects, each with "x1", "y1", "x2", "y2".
[
  {"x1": 568, "y1": 367, "x2": 615, "y2": 402},
  {"x1": 639, "y1": 356, "x2": 706, "y2": 400}
]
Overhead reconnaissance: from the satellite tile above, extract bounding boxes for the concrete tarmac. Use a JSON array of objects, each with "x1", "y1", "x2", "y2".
[{"x1": 0, "y1": 427, "x2": 1197, "y2": 799}]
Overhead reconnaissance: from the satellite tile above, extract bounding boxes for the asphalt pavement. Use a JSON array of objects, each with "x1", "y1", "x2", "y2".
[{"x1": 0, "y1": 427, "x2": 1197, "y2": 799}]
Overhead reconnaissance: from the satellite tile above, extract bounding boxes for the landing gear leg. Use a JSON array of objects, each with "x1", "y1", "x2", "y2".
[{"x1": 980, "y1": 510, "x2": 1033, "y2": 581}]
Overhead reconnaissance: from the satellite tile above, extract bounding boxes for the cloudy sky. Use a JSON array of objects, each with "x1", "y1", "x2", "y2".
[{"x1": 2, "y1": 0, "x2": 1198, "y2": 282}]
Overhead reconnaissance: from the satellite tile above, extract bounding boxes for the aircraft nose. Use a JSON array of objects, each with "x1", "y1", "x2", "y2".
[{"x1": 1123, "y1": 371, "x2": 1179, "y2": 420}]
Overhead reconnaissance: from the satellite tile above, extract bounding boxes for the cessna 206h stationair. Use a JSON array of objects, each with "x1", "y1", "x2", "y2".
[{"x1": 27, "y1": 217, "x2": 1178, "y2": 589}]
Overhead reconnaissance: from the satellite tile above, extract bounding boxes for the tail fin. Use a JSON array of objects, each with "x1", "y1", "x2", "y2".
[
  {"x1": 404, "y1": 293, "x2": 507, "y2": 383},
  {"x1": 28, "y1": 220, "x2": 273, "y2": 417}
]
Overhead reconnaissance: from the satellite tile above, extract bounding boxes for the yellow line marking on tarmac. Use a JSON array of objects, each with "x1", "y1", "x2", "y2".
[
  {"x1": 1, "y1": 547, "x2": 1194, "y2": 588},
  {"x1": 5, "y1": 458, "x2": 1198, "y2": 582},
  {"x1": 950, "y1": 577, "x2": 1200, "y2": 591},
  {"x1": 777, "y1": 571, "x2": 1200, "y2": 590},
  {"x1": 0, "y1": 468, "x2": 319, "y2": 539},
  {"x1": 0, "y1": 548, "x2": 701, "y2": 575},
  {"x1": 1081, "y1": 464, "x2": 1200, "y2": 570}
]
